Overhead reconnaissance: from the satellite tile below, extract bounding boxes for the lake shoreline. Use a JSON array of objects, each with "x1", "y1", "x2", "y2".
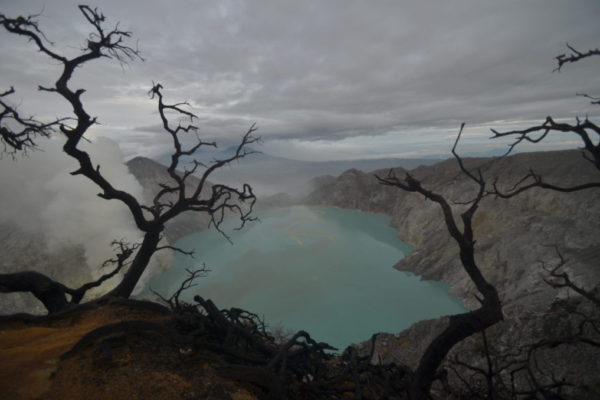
[{"x1": 148, "y1": 205, "x2": 466, "y2": 350}]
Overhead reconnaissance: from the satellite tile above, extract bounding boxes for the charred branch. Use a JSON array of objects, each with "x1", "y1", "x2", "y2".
[
  {"x1": 541, "y1": 247, "x2": 600, "y2": 308},
  {"x1": 491, "y1": 167, "x2": 600, "y2": 198},
  {"x1": 68, "y1": 240, "x2": 139, "y2": 303},
  {"x1": 554, "y1": 43, "x2": 600, "y2": 72},
  {"x1": 490, "y1": 117, "x2": 600, "y2": 197},
  {"x1": 492, "y1": 116, "x2": 600, "y2": 166},
  {"x1": 440, "y1": 255, "x2": 600, "y2": 399},
  {"x1": 577, "y1": 93, "x2": 600, "y2": 105},
  {"x1": 0, "y1": 87, "x2": 64, "y2": 156},
  {"x1": 147, "y1": 82, "x2": 259, "y2": 238},
  {"x1": 155, "y1": 243, "x2": 195, "y2": 258},
  {"x1": 0, "y1": 240, "x2": 139, "y2": 313},
  {"x1": 444, "y1": 330, "x2": 581, "y2": 399},
  {"x1": 105, "y1": 85, "x2": 258, "y2": 297},
  {"x1": 152, "y1": 267, "x2": 209, "y2": 310}
]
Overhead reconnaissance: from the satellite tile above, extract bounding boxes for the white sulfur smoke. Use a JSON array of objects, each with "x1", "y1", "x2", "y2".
[{"x1": 0, "y1": 136, "x2": 168, "y2": 296}]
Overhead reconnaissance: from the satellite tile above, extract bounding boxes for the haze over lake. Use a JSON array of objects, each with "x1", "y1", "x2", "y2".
[{"x1": 148, "y1": 206, "x2": 466, "y2": 350}]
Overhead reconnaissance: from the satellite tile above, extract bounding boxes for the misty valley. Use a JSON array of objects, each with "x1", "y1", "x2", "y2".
[{"x1": 147, "y1": 206, "x2": 466, "y2": 350}]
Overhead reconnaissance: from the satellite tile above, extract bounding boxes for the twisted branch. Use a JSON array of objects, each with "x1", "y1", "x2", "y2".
[{"x1": 554, "y1": 43, "x2": 600, "y2": 72}]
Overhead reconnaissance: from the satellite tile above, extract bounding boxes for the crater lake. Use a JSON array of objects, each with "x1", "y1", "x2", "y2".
[{"x1": 147, "y1": 205, "x2": 466, "y2": 350}]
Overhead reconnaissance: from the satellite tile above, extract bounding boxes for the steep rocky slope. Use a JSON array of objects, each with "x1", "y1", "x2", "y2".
[
  {"x1": 306, "y1": 169, "x2": 399, "y2": 214},
  {"x1": 306, "y1": 149, "x2": 600, "y2": 393},
  {"x1": 307, "y1": 149, "x2": 600, "y2": 314}
]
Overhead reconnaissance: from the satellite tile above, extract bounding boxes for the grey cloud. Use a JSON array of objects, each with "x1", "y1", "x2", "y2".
[{"x1": 0, "y1": 0, "x2": 599, "y2": 158}]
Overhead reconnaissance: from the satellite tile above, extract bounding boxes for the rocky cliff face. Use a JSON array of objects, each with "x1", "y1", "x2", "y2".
[
  {"x1": 306, "y1": 149, "x2": 600, "y2": 392},
  {"x1": 307, "y1": 149, "x2": 600, "y2": 314},
  {"x1": 391, "y1": 151, "x2": 600, "y2": 314},
  {"x1": 306, "y1": 168, "x2": 400, "y2": 214}
]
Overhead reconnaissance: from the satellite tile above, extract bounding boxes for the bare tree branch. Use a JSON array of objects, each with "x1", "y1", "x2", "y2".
[
  {"x1": 67, "y1": 240, "x2": 140, "y2": 303},
  {"x1": 554, "y1": 43, "x2": 600, "y2": 72},
  {"x1": 0, "y1": 87, "x2": 65, "y2": 156},
  {"x1": 490, "y1": 116, "x2": 600, "y2": 197},
  {"x1": 577, "y1": 93, "x2": 600, "y2": 105},
  {"x1": 541, "y1": 246, "x2": 600, "y2": 308},
  {"x1": 0, "y1": 240, "x2": 138, "y2": 313},
  {"x1": 152, "y1": 266, "x2": 209, "y2": 310},
  {"x1": 492, "y1": 116, "x2": 600, "y2": 164},
  {"x1": 156, "y1": 243, "x2": 195, "y2": 258}
]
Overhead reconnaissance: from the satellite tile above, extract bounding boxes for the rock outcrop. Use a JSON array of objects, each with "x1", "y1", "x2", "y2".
[{"x1": 306, "y1": 169, "x2": 399, "y2": 214}]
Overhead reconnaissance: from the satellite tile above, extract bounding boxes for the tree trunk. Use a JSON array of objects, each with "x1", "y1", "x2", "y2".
[
  {"x1": 410, "y1": 262, "x2": 504, "y2": 400},
  {"x1": 0, "y1": 271, "x2": 71, "y2": 314},
  {"x1": 409, "y1": 285, "x2": 502, "y2": 399},
  {"x1": 107, "y1": 228, "x2": 162, "y2": 298}
]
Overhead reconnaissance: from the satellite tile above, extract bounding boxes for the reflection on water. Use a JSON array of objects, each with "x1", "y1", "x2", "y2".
[{"x1": 147, "y1": 206, "x2": 466, "y2": 350}]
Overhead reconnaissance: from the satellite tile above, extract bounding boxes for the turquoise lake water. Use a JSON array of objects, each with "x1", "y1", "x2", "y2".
[{"x1": 147, "y1": 205, "x2": 466, "y2": 350}]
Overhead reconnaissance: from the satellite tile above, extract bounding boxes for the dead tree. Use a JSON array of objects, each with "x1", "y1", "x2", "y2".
[
  {"x1": 440, "y1": 45, "x2": 600, "y2": 399},
  {"x1": 376, "y1": 124, "x2": 503, "y2": 399},
  {"x1": 0, "y1": 5, "x2": 258, "y2": 312},
  {"x1": 490, "y1": 45, "x2": 600, "y2": 303}
]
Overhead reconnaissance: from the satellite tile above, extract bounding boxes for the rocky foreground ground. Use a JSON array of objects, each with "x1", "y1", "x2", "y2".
[{"x1": 0, "y1": 299, "x2": 260, "y2": 400}]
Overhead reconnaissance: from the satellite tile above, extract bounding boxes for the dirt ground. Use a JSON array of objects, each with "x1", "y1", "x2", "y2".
[{"x1": 0, "y1": 301, "x2": 259, "y2": 400}]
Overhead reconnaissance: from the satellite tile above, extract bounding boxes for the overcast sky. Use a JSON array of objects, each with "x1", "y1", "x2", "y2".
[{"x1": 1, "y1": 0, "x2": 599, "y2": 161}]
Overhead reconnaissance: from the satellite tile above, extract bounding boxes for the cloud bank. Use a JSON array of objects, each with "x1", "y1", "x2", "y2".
[{"x1": 0, "y1": 0, "x2": 598, "y2": 161}]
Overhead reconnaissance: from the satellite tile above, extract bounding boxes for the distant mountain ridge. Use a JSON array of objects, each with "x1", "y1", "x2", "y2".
[{"x1": 152, "y1": 149, "x2": 440, "y2": 198}]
